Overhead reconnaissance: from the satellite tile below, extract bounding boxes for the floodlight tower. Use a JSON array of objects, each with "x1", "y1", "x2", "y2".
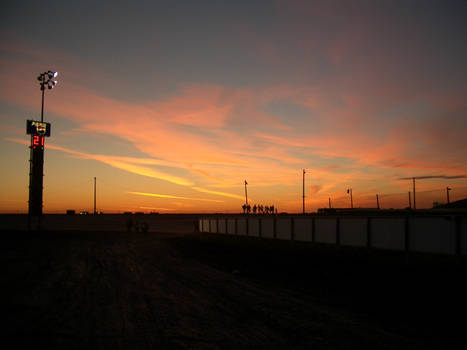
[
  {"x1": 27, "y1": 71, "x2": 58, "y2": 222},
  {"x1": 39, "y1": 71, "x2": 58, "y2": 122}
]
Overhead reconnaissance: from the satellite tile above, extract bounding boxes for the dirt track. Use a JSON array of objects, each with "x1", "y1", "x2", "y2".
[{"x1": 2, "y1": 230, "x2": 465, "y2": 349}]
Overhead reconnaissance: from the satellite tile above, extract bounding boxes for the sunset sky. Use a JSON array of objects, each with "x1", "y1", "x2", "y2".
[{"x1": 1, "y1": 0, "x2": 466, "y2": 213}]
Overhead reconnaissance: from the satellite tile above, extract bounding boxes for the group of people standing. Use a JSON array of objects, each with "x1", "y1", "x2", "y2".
[{"x1": 241, "y1": 204, "x2": 277, "y2": 215}]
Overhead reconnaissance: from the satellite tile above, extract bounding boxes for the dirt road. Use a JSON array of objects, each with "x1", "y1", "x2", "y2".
[{"x1": 1, "y1": 230, "x2": 463, "y2": 349}]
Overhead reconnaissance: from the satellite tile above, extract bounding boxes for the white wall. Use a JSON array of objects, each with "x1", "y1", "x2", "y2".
[
  {"x1": 227, "y1": 219, "x2": 236, "y2": 234},
  {"x1": 315, "y1": 218, "x2": 337, "y2": 244},
  {"x1": 340, "y1": 218, "x2": 367, "y2": 247},
  {"x1": 409, "y1": 217, "x2": 456, "y2": 255},
  {"x1": 209, "y1": 219, "x2": 217, "y2": 233},
  {"x1": 262, "y1": 218, "x2": 274, "y2": 238},
  {"x1": 276, "y1": 218, "x2": 291, "y2": 240},
  {"x1": 248, "y1": 218, "x2": 260, "y2": 237},
  {"x1": 218, "y1": 218, "x2": 226, "y2": 234},
  {"x1": 199, "y1": 215, "x2": 467, "y2": 256},
  {"x1": 294, "y1": 218, "x2": 312, "y2": 242},
  {"x1": 237, "y1": 218, "x2": 247, "y2": 235},
  {"x1": 371, "y1": 218, "x2": 405, "y2": 251}
]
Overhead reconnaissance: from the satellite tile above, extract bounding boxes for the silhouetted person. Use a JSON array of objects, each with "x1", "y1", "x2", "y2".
[
  {"x1": 247, "y1": 204, "x2": 251, "y2": 214},
  {"x1": 253, "y1": 204, "x2": 257, "y2": 214},
  {"x1": 242, "y1": 204, "x2": 247, "y2": 214},
  {"x1": 270, "y1": 205, "x2": 274, "y2": 214}
]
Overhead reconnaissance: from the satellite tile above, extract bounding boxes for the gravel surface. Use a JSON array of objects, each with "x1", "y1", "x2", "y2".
[{"x1": 1, "y1": 230, "x2": 465, "y2": 349}]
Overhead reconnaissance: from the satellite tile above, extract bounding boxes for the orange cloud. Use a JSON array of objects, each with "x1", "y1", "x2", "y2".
[
  {"x1": 2, "y1": 38, "x2": 467, "y2": 213},
  {"x1": 127, "y1": 191, "x2": 223, "y2": 203},
  {"x1": 191, "y1": 187, "x2": 245, "y2": 200}
]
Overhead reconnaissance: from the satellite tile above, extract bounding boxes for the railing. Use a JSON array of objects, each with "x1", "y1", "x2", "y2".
[{"x1": 199, "y1": 215, "x2": 467, "y2": 256}]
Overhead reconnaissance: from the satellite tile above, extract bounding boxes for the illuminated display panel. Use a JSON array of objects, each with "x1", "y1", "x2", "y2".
[
  {"x1": 26, "y1": 120, "x2": 51, "y2": 137},
  {"x1": 32, "y1": 135, "x2": 45, "y2": 150}
]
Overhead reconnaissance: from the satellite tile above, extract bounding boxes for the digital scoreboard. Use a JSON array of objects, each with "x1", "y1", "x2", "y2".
[{"x1": 27, "y1": 120, "x2": 51, "y2": 216}]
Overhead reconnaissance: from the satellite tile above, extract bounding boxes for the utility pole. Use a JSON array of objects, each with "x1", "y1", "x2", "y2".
[
  {"x1": 302, "y1": 169, "x2": 305, "y2": 214},
  {"x1": 413, "y1": 177, "x2": 416, "y2": 210},
  {"x1": 347, "y1": 188, "x2": 353, "y2": 209},
  {"x1": 408, "y1": 191, "x2": 412, "y2": 209},
  {"x1": 244, "y1": 180, "x2": 248, "y2": 206},
  {"x1": 376, "y1": 194, "x2": 380, "y2": 209},
  {"x1": 93, "y1": 177, "x2": 97, "y2": 215},
  {"x1": 328, "y1": 197, "x2": 331, "y2": 209},
  {"x1": 446, "y1": 186, "x2": 451, "y2": 204}
]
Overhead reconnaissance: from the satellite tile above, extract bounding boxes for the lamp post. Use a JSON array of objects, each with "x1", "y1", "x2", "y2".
[
  {"x1": 446, "y1": 186, "x2": 451, "y2": 204},
  {"x1": 347, "y1": 188, "x2": 353, "y2": 209},
  {"x1": 412, "y1": 177, "x2": 416, "y2": 210},
  {"x1": 28, "y1": 71, "x2": 58, "y2": 224},
  {"x1": 244, "y1": 180, "x2": 248, "y2": 206},
  {"x1": 38, "y1": 71, "x2": 58, "y2": 123},
  {"x1": 94, "y1": 177, "x2": 97, "y2": 215}
]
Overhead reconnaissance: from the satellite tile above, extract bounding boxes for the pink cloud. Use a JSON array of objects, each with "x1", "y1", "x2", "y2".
[{"x1": 2, "y1": 37, "x2": 467, "y2": 213}]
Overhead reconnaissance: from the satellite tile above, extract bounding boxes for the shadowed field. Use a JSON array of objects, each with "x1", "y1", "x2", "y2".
[{"x1": 1, "y1": 229, "x2": 465, "y2": 349}]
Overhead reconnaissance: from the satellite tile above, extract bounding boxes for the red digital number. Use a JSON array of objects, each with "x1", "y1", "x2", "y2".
[{"x1": 32, "y1": 135, "x2": 44, "y2": 149}]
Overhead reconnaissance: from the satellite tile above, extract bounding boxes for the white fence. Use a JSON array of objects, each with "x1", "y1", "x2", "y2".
[{"x1": 199, "y1": 215, "x2": 467, "y2": 256}]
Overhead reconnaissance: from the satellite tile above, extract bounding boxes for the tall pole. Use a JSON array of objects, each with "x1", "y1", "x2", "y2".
[
  {"x1": 328, "y1": 197, "x2": 331, "y2": 209},
  {"x1": 244, "y1": 180, "x2": 248, "y2": 206},
  {"x1": 408, "y1": 191, "x2": 412, "y2": 209},
  {"x1": 41, "y1": 83, "x2": 45, "y2": 122},
  {"x1": 376, "y1": 194, "x2": 380, "y2": 209},
  {"x1": 347, "y1": 188, "x2": 353, "y2": 209},
  {"x1": 413, "y1": 177, "x2": 416, "y2": 210},
  {"x1": 28, "y1": 71, "x2": 58, "y2": 226},
  {"x1": 302, "y1": 169, "x2": 305, "y2": 214},
  {"x1": 94, "y1": 177, "x2": 97, "y2": 215},
  {"x1": 446, "y1": 187, "x2": 451, "y2": 204}
]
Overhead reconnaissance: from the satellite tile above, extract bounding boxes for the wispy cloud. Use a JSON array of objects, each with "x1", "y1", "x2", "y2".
[
  {"x1": 2, "y1": 31, "x2": 467, "y2": 212},
  {"x1": 191, "y1": 187, "x2": 245, "y2": 200},
  {"x1": 6, "y1": 137, "x2": 193, "y2": 186},
  {"x1": 128, "y1": 191, "x2": 223, "y2": 203},
  {"x1": 139, "y1": 206, "x2": 176, "y2": 211},
  {"x1": 398, "y1": 175, "x2": 467, "y2": 180}
]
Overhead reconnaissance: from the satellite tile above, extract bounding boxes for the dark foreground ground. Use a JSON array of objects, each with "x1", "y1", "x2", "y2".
[{"x1": 1, "y1": 229, "x2": 466, "y2": 349}]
